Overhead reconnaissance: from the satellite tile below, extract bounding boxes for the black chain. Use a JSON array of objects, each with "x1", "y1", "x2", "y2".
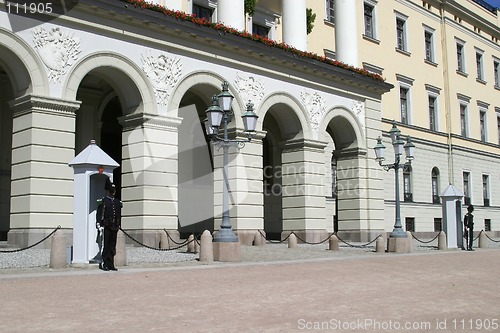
[
  {"x1": 336, "y1": 234, "x2": 381, "y2": 248},
  {"x1": 411, "y1": 231, "x2": 440, "y2": 244},
  {"x1": 293, "y1": 232, "x2": 336, "y2": 245},
  {"x1": 484, "y1": 231, "x2": 500, "y2": 243},
  {"x1": 164, "y1": 229, "x2": 190, "y2": 245},
  {"x1": 258, "y1": 230, "x2": 289, "y2": 243},
  {"x1": 120, "y1": 228, "x2": 193, "y2": 251},
  {"x1": 0, "y1": 226, "x2": 61, "y2": 253}
]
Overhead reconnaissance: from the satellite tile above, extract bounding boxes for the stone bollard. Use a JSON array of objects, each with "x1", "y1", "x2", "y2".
[
  {"x1": 406, "y1": 231, "x2": 413, "y2": 253},
  {"x1": 288, "y1": 233, "x2": 297, "y2": 248},
  {"x1": 328, "y1": 234, "x2": 339, "y2": 251},
  {"x1": 376, "y1": 236, "x2": 385, "y2": 253},
  {"x1": 114, "y1": 230, "x2": 127, "y2": 267},
  {"x1": 50, "y1": 229, "x2": 67, "y2": 269},
  {"x1": 199, "y1": 230, "x2": 213, "y2": 262},
  {"x1": 253, "y1": 230, "x2": 266, "y2": 246},
  {"x1": 160, "y1": 231, "x2": 169, "y2": 249},
  {"x1": 195, "y1": 236, "x2": 200, "y2": 253},
  {"x1": 438, "y1": 231, "x2": 447, "y2": 251},
  {"x1": 187, "y1": 234, "x2": 196, "y2": 253},
  {"x1": 478, "y1": 231, "x2": 488, "y2": 249}
]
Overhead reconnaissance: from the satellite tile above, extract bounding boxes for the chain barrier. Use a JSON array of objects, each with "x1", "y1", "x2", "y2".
[
  {"x1": 473, "y1": 231, "x2": 481, "y2": 242},
  {"x1": 164, "y1": 229, "x2": 191, "y2": 246},
  {"x1": 483, "y1": 230, "x2": 500, "y2": 243},
  {"x1": 258, "y1": 230, "x2": 290, "y2": 244},
  {"x1": 336, "y1": 233, "x2": 381, "y2": 248},
  {"x1": 0, "y1": 226, "x2": 61, "y2": 253},
  {"x1": 411, "y1": 231, "x2": 440, "y2": 244},
  {"x1": 120, "y1": 228, "x2": 194, "y2": 251},
  {"x1": 293, "y1": 232, "x2": 336, "y2": 245}
]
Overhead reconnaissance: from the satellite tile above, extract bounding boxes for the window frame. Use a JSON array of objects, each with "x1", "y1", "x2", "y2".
[
  {"x1": 456, "y1": 39, "x2": 466, "y2": 74},
  {"x1": 395, "y1": 13, "x2": 409, "y2": 52},
  {"x1": 423, "y1": 26, "x2": 436, "y2": 63},
  {"x1": 482, "y1": 174, "x2": 490, "y2": 207},
  {"x1": 363, "y1": 1, "x2": 377, "y2": 40},
  {"x1": 494, "y1": 58, "x2": 500, "y2": 88},
  {"x1": 397, "y1": 74, "x2": 414, "y2": 125},
  {"x1": 463, "y1": 171, "x2": 471, "y2": 206},
  {"x1": 475, "y1": 48, "x2": 485, "y2": 82},
  {"x1": 431, "y1": 167, "x2": 440, "y2": 204},
  {"x1": 326, "y1": 0, "x2": 335, "y2": 23},
  {"x1": 479, "y1": 108, "x2": 487, "y2": 142}
]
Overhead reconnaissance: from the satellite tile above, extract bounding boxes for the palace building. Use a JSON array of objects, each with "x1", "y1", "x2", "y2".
[{"x1": 0, "y1": 0, "x2": 498, "y2": 249}]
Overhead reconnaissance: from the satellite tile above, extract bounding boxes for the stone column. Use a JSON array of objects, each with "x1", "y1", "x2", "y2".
[
  {"x1": 121, "y1": 113, "x2": 182, "y2": 247},
  {"x1": 281, "y1": 139, "x2": 327, "y2": 243},
  {"x1": 217, "y1": 0, "x2": 245, "y2": 31},
  {"x1": 282, "y1": 0, "x2": 307, "y2": 51},
  {"x1": 334, "y1": 0, "x2": 359, "y2": 67},
  {"x1": 8, "y1": 95, "x2": 80, "y2": 248},
  {"x1": 213, "y1": 130, "x2": 265, "y2": 245}
]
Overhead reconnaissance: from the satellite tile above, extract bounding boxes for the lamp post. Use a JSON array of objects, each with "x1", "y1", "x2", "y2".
[
  {"x1": 374, "y1": 121, "x2": 415, "y2": 239},
  {"x1": 204, "y1": 81, "x2": 258, "y2": 243}
]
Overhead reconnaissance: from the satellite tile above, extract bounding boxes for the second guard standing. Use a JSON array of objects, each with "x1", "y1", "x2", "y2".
[{"x1": 99, "y1": 179, "x2": 122, "y2": 271}]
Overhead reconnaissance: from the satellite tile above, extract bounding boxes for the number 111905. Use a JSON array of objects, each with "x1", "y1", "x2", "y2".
[{"x1": 6, "y1": 2, "x2": 53, "y2": 15}]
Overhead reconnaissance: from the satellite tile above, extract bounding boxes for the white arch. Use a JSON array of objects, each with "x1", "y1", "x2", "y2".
[
  {"x1": 318, "y1": 106, "x2": 365, "y2": 150},
  {"x1": 0, "y1": 27, "x2": 48, "y2": 96},
  {"x1": 258, "y1": 92, "x2": 311, "y2": 140},
  {"x1": 62, "y1": 52, "x2": 156, "y2": 115},
  {"x1": 168, "y1": 70, "x2": 245, "y2": 129}
]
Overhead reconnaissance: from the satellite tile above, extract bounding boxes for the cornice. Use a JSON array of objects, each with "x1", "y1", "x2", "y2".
[{"x1": 9, "y1": 94, "x2": 81, "y2": 117}]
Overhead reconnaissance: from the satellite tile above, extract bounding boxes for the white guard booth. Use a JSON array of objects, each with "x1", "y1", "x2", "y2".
[
  {"x1": 68, "y1": 140, "x2": 119, "y2": 264},
  {"x1": 440, "y1": 184, "x2": 465, "y2": 250}
]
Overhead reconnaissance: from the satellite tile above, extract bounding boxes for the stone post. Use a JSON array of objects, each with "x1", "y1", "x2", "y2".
[
  {"x1": 199, "y1": 230, "x2": 213, "y2": 262},
  {"x1": 253, "y1": 230, "x2": 266, "y2": 246},
  {"x1": 478, "y1": 231, "x2": 487, "y2": 249},
  {"x1": 50, "y1": 229, "x2": 67, "y2": 269},
  {"x1": 406, "y1": 231, "x2": 413, "y2": 253},
  {"x1": 114, "y1": 230, "x2": 127, "y2": 267},
  {"x1": 160, "y1": 231, "x2": 169, "y2": 249},
  {"x1": 438, "y1": 231, "x2": 447, "y2": 251},
  {"x1": 187, "y1": 234, "x2": 196, "y2": 253},
  {"x1": 288, "y1": 233, "x2": 297, "y2": 248},
  {"x1": 376, "y1": 236, "x2": 385, "y2": 253},
  {"x1": 328, "y1": 234, "x2": 339, "y2": 251}
]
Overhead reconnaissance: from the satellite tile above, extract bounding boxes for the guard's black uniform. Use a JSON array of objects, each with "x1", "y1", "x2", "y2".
[
  {"x1": 464, "y1": 210, "x2": 474, "y2": 251},
  {"x1": 101, "y1": 194, "x2": 121, "y2": 270}
]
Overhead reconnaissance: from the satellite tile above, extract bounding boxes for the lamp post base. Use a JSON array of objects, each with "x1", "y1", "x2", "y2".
[
  {"x1": 213, "y1": 241, "x2": 241, "y2": 262},
  {"x1": 387, "y1": 236, "x2": 410, "y2": 253}
]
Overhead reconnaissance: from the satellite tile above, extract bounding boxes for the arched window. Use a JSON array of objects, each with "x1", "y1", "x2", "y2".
[{"x1": 431, "y1": 167, "x2": 440, "y2": 204}]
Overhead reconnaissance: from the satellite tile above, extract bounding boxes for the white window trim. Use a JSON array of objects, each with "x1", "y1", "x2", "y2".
[
  {"x1": 397, "y1": 74, "x2": 414, "y2": 125},
  {"x1": 325, "y1": 0, "x2": 335, "y2": 23},
  {"x1": 458, "y1": 93, "x2": 471, "y2": 138},
  {"x1": 493, "y1": 57, "x2": 500, "y2": 88},
  {"x1": 395, "y1": 11, "x2": 409, "y2": 52},
  {"x1": 475, "y1": 47, "x2": 485, "y2": 81},
  {"x1": 191, "y1": 0, "x2": 217, "y2": 21},
  {"x1": 423, "y1": 25, "x2": 436, "y2": 64},
  {"x1": 482, "y1": 174, "x2": 490, "y2": 202},
  {"x1": 455, "y1": 38, "x2": 467, "y2": 73},
  {"x1": 426, "y1": 84, "x2": 441, "y2": 132},
  {"x1": 478, "y1": 101, "x2": 489, "y2": 142},
  {"x1": 251, "y1": 8, "x2": 279, "y2": 40},
  {"x1": 363, "y1": 62, "x2": 383, "y2": 76},
  {"x1": 364, "y1": 0, "x2": 378, "y2": 40},
  {"x1": 463, "y1": 170, "x2": 472, "y2": 204}
]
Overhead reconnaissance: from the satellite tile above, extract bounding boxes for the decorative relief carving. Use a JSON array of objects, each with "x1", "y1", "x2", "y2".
[
  {"x1": 352, "y1": 100, "x2": 365, "y2": 131},
  {"x1": 141, "y1": 52, "x2": 182, "y2": 106},
  {"x1": 301, "y1": 90, "x2": 326, "y2": 133},
  {"x1": 234, "y1": 73, "x2": 265, "y2": 107},
  {"x1": 33, "y1": 27, "x2": 81, "y2": 83}
]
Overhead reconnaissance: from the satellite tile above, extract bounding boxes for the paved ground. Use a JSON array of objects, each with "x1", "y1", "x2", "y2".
[{"x1": 1, "y1": 243, "x2": 499, "y2": 333}]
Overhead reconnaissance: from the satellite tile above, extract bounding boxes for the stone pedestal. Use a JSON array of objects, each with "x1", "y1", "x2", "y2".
[
  {"x1": 387, "y1": 236, "x2": 409, "y2": 253},
  {"x1": 50, "y1": 229, "x2": 67, "y2": 269},
  {"x1": 213, "y1": 241, "x2": 241, "y2": 262},
  {"x1": 114, "y1": 230, "x2": 127, "y2": 267}
]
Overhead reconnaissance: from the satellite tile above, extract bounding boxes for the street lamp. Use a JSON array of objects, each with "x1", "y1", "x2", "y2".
[
  {"x1": 374, "y1": 121, "x2": 415, "y2": 238},
  {"x1": 205, "y1": 81, "x2": 258, "y2": 243}
]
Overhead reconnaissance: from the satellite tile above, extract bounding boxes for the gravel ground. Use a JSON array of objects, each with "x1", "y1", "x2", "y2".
[{"x1": 1, "y1": 234, "x2": 499, "y2": 272}]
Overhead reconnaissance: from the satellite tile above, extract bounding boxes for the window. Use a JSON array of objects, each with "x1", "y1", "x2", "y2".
[
  {"x1": 326, "y1": 0, "x2": 335, "y2": 23},
  {"x1": 476, "y1": 50, "x2": 484, "y2": 81},
  {"x1": 494, "y1": 59, "x2": 500, "y2": 88},
  {"x1": 424, "y1": 28, "x2": 435, "y2": 62},
  {"x1": 463, "y1": 171, "x2": 471, "y2": 206},
  {"x1": 485, "y1": 219, "x2": 491, "y2": 232},
  {"x1": 482, "y1": 175, "x2": 489, "y2": 207},
  {"x1": 403, "y1": 169, "x2": 412, "y2": 202},
  {"x1": 193, "y1": 4, "x2": 213, "y2": 21},
  {"x1": 396, "y1": 17, "x2": 407, "y2": 51},
  {"x1": 432, "y1": 167, "x2": 440, "y2": 204},
  {"x1": 434, "y1": 218, "x2": 442, "y2": 232},
  {"x1": 252, "y1": 24, "x2": 269, "y2": 37},
  {"x1": 429, "y1": 96, "x2": 437, "y2": 131},
  {"x1": 460, "y1": 104, "x2": 468, "y2": 137},
  {"x1": 480, "y1": 110, "x2": 487, "y2": 142},
  {"x1": 497, "y1": 112, "x2": 500, "y2": 145},
  {"x1": 364, "y1": 3, "x2": 375, "y2": 39},
  {"x1": 400, "y1": 87, "x2": 409, "y2": 124},
  {"x1": 456, "y1": 41, "x2": 466, "y2": 73},
  {"x1": 405, "y1": 217, "x2": 415, "y2": 232}
]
